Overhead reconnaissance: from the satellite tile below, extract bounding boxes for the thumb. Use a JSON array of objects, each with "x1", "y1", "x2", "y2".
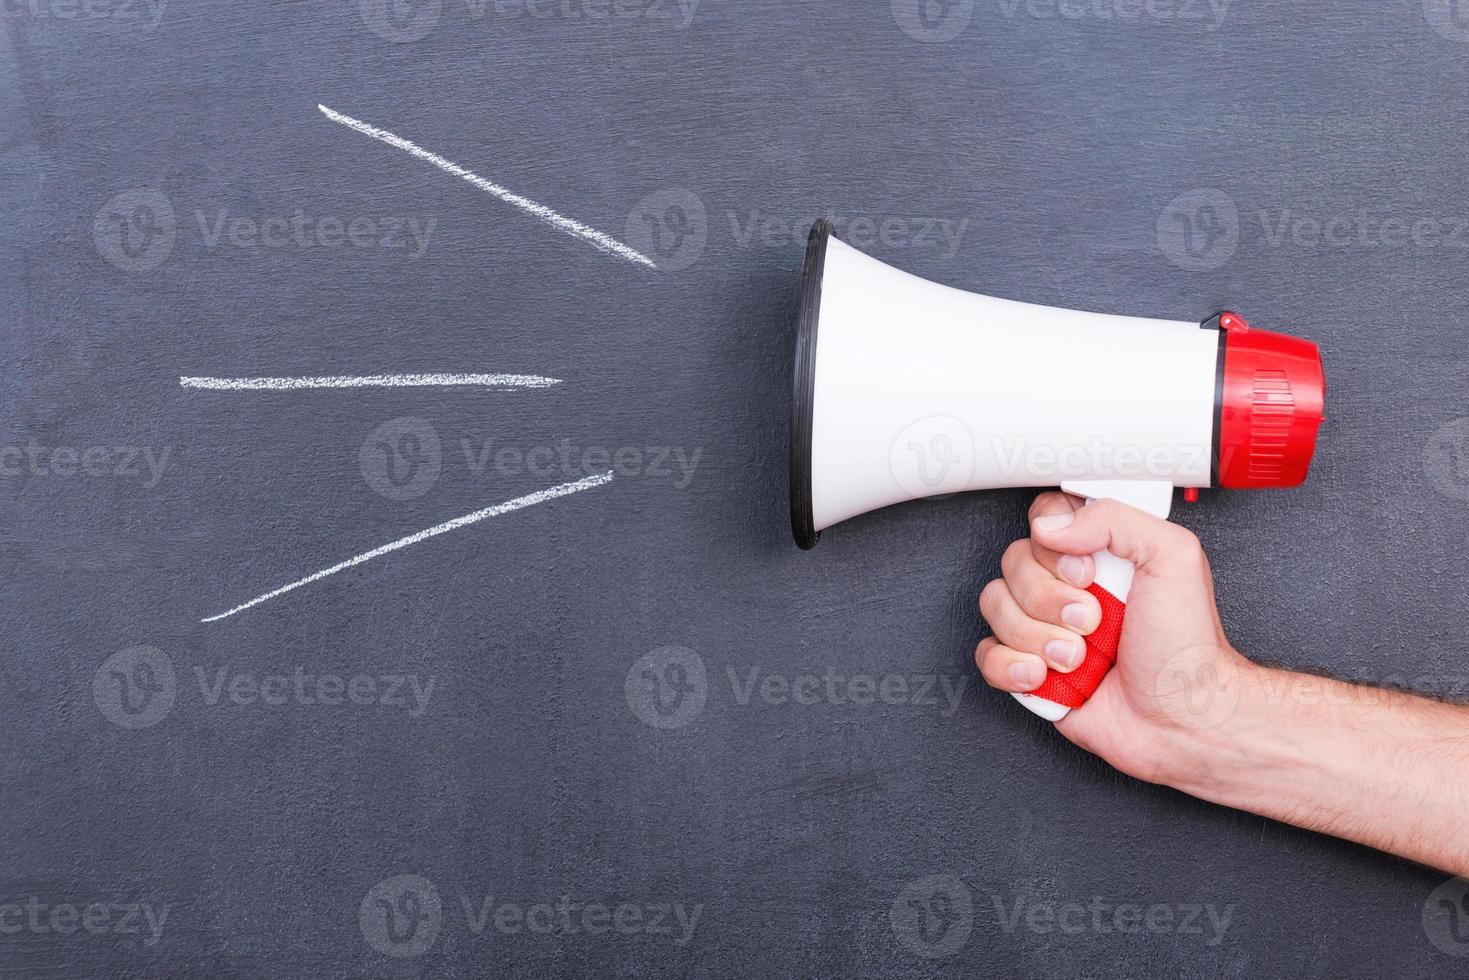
[{"x1": 1030, "y1": 497, "x2": 1204, "y2": 577}]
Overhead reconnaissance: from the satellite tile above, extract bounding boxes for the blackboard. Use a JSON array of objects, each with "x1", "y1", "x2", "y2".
[{"x1": 4, "y1": 0, "x2": 1469, "y2": 974}]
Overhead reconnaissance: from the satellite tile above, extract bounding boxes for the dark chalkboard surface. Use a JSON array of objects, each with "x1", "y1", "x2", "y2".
[{"x1": 4, "y1": 0, "x2": 1469, "y2": 975}]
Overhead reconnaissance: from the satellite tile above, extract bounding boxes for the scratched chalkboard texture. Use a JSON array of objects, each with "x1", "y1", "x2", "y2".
[{"x1": 2, "y1": 0, "x2": 1468, "y2": 975}]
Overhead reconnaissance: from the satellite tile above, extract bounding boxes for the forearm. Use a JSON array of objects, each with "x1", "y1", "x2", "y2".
[{"x1": 1162, "y1": 662, "x2": 1469, "y2": 876}]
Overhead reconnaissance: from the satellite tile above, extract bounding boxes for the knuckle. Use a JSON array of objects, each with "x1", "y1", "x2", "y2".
[
  {"x1": 980, "y1": 656, "x2": 1012, "y2": 687},
  {"x1": 1013, "y1": 575, "x2": 1065, "y2": 618},
  {"x1": 978, "y1": 579, "x2": 1007, "y2": 614},
  {"x1": 1170, "y1": 525, "x2": 1204, "y2": 557},
  {"x1": 1001, "y1": 538, "x2": 1032, "y2": 571},
  {"x1": 1027, "y1": 491, "x2": 1066, "y2": 521}
]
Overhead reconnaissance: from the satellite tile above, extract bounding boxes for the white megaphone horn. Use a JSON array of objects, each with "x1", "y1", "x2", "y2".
[{"x1": 788, "y1": 220, "x2": 1325, "y2": 722}]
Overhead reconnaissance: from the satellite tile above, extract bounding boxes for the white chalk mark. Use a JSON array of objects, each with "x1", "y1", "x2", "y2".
[
  {"x1": 317, "y1": 103, "x2": 659, "y2": 270},
  {"x1": 180, "y1": 373, "x2": 561, "y2": 391},
  {"x1": 200, "y1": 471, "x2": 615, "y2": 623}
]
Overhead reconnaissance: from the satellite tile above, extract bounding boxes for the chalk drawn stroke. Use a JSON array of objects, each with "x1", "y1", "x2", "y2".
[
  {"x1": 180, "y1": 373, "x2": 561, "y2": 391},
  {"x1": 318, "y1": 103, "x2": 658, "y2": 269},
  {"x1": 200, "y1": 471, "x2": 615, "y2": 623}
]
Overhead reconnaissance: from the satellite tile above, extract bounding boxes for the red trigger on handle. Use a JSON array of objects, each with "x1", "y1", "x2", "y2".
[{"x1": 1030, "y1": 583, "x2": 1126, "y2": 709}]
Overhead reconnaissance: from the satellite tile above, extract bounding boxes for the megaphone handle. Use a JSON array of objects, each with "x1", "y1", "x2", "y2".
[
  {"x1": 1011, "y1": 481, "x2": 1172, "y2": 722},
  {"x1": 1012, "y1": 549, "x2": 1130, "y2": 721}
]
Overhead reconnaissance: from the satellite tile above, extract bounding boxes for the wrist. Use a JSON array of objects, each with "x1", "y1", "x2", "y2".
[
  {"x1": 1083, "y1": 646, "x2": 1469, "y2": 876},
  {"x1": 1152, "y1": 660, "x2": 1448, "y2": 827},
  {"x1": 1149, "y1": 659, "x2": 1312, "y2": 807}
]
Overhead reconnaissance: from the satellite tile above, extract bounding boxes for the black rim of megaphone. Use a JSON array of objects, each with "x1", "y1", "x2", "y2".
[{"x1": 790, "y1": 219, "x2": 830, "y2": 549}]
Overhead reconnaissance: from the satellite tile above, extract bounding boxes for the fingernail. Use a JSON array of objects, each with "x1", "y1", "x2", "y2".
[
  {"x1": 1062, "y1": 603, "x2": 1093, "y2": 632},
  {"x1": 1045, "y1": 638, "x2": 1082, "y2": 670},
  {"x1": 1034, "y1": 512, "x2": 1073, "y2": 531},
  {"x1": 1057, "y1": 554, "x2": 1087, "y2": 586},
  {"x1": 1009, "y1": 660, "x2": 1045, "y2": 688}
]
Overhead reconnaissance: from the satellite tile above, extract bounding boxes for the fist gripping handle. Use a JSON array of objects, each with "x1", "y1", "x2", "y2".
[
  {"x1": 1012, "y1": 480, "x2": 1174, "y2": 722},
  {"x1": 1015, "y1": 580, "x2": 1127, "y2": 720}
]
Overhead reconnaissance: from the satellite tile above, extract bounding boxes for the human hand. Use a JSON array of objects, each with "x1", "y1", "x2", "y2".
[
  {"x1": 975, "y1": 491, "x2": 1252, "y2": 785},
  {"x1": 977, "y1": 491, "x2": 1469, "y2": 876}
]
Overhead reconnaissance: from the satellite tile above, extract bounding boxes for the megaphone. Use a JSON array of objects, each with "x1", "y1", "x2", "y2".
[{"x1": 789, "y1": 220, "x2": 1324, "y2": 721}]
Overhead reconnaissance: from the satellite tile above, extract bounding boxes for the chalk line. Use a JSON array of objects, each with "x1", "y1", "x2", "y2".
[
  {"x1": 180, "y1": 373, "x2": 561, "y2": 391},
  {"x1": 200, "y1": 470, "x2": 615, "y2": 623},
  {"x1": 317, "y1": 103, "x2": 658, "y2": 270}
]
